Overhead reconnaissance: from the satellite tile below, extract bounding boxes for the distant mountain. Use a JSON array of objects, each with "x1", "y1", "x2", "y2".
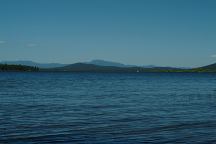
[
  {"x1": 45, "y1": 63, "x2": 184, "y2": 73},
  {"x1": 0, "y1": 59, "x2": 171, "y2": 69},
  {"x1": 47, "y1": 63, "x2": 126, "y2": 72},
  {"x1": 86, "y1": 59, "x2": 136, "y2": 67},
  {"x1": 192, "y1": 63, "x2": 216, "y2": 72},
  {"x1": 201, "y1": 63, "x2": 216, "y2": 70},
  {"x1": 87, "y1": 59, "x2": 160, "y2": 68},
  {"x1": 2, "y1": 60, "x2": 214, "y2": 72},
  {"x1": 1, "y1": 62, "x2": 216, "y2": 73},
  {"x1": 0, "y1": 60, "x2": 66, "y2": 68}
]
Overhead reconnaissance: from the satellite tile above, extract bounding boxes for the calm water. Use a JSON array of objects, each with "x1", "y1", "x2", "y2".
[{"x1": 0, "y1": 72, "x2": 216, "y2": 144}]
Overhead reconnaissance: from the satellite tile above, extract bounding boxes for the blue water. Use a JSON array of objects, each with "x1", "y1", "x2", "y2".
[{"x1": 0, "y1": 72, "x2": 216, "y2": 144}]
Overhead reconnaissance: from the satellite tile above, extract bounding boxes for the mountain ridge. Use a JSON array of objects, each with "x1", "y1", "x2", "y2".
[
  {"x1": 42, "y1": 62, "x2": 216, "y2": 72},
  {"x1": 43, "y1": 63, "x2": 186, "y2": 73},
  {"x1": 1, "y1": 60, "x2": 216, "y2": 72},
  {"x1": 0, "y1": 59, "x2": 158, "y2": 68},
  {"x1": 86, "y1": 59, "x2": 136, "y2": 67}
]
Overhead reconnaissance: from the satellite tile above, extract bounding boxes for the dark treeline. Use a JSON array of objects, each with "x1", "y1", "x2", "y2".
[
  {"x1": 0, "y1": 64, "x2": 39, "y2": 71},
  {"x1": 0, "y1": 63, "x2": 216, "y2": 72}
]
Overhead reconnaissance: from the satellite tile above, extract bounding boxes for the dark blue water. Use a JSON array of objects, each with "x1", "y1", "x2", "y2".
[{"x1": 0, "y1": 72, "x2": 216, "y2": 144}]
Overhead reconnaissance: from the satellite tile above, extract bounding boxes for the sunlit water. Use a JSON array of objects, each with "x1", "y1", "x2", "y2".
[{"x1": 0, "y1": 72, "x2": 216, "y2": 143}]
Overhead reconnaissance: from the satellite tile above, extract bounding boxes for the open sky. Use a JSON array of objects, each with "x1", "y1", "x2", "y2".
[{"x1": 0, "y1": 0, "x2": 216, "y2": 67}]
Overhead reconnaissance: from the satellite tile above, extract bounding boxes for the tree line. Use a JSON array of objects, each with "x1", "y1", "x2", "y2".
[{"x1": 0, "y1": 64, "x2": 39, "y2": 71}]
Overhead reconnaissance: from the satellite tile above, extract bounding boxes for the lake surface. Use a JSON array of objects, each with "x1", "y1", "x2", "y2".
[{"x1": 0, "y1": 72, "x2": 216, "y2": 144}]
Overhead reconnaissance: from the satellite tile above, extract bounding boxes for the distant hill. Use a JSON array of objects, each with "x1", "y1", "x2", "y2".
[
  {"x1": 0, "y1": 59, "x2": 158, "y2": 68},
  {"x1": 201, "y1": 63, "x2": 216, "y2": 70},
  {"x1": 86, "y1": 59, "x2": 136, "y2": 67},
  {"x1": 0, "y1": 60, "x2": 66, "y2": 68},
  {"x1": 47, "y1": 63, "x2": 127, "y2": 72},
  {"x1": 86, "y1": 59, "x2": 160, "y2": 68},
  {"x1": 1, "y1": 60, "x2": 216, "y2": 73},
  {"x1": 191, "y1": 63, "x2": 216, "y2": 72},
  {"x1": 44, "y1": 63, "x2": 184, "y2": 73},
  {"x1": 0, "y1": 60, "x2": 136, "y2": 68},
  {"x1": 44, "y1": 62, "x2": 216, "y2": 73}
]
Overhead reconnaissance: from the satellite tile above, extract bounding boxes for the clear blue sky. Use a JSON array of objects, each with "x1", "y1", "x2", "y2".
[{"x1": 0, "y1": 0, "x2": 216, "y2": 67}]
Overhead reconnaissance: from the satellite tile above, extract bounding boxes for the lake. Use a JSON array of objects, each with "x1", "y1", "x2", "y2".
[{"x1": 0, "y1": 72, "x2": 216, "y2": 143}]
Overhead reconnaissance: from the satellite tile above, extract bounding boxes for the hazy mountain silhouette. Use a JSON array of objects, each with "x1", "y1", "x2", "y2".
[
  {"x1": 1, "y1": 62, "x2": 216, "y2": 72},
  {"x1": 1, "y1": 59, "x2": 153, "y2": 68},
  {"x1": 45, "y1": 63, "x2": 184, "y2": 72},
  {"x1": 1, "y1": 60, "x2": 215, "y2": 72},
  {"x1": 47, "y1": 63, "x2": 127, "y2": 72},
  {"x1": 44, "y1": 61, "x2": 216, "y2": 72},
  {"x1": 86, "y1": 59, "x2": 161, "y2": 68},
  {"x1": 86, "y1": 59, "x2": 136, "y2": 67}
]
